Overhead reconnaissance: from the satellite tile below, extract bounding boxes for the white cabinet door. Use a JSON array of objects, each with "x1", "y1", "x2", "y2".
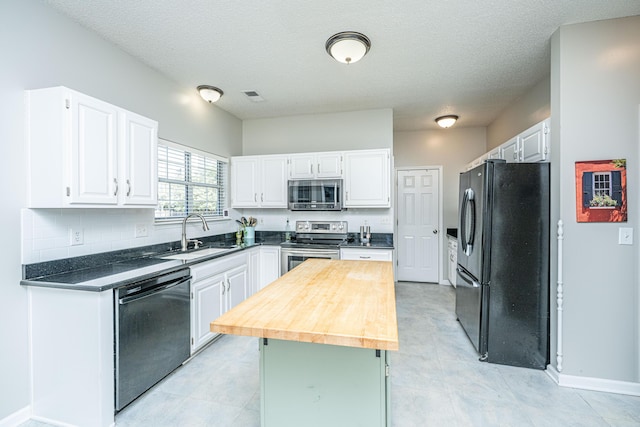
[
  {"x1": 231, "y1": 157, "x2": 259, "y2": 208},
  {"x1": 340, "y1": 248, "x2": 393, "y2": 261},
  {"x1": 500, "y1": 137, "x2": 520, "y2": 163},
  {"x1": 248, "y1": 247, "x2": 260, "y2": 296},
  {"x1": 344, "y1": 149, "x2": 391, "y2": 208},
  {"x1": 119, "y1": 110, "x2": 158, "y2": 206},
  {"x1": 520, "y1": 119, "x2": 549, "y2": 162},
  {"x1": 488, "y1": 147, "x2": 502, "y2": 160},
  {"x1": 289, "y1": 154, "x2": 315, "y2": 179},
  {"x1": 69, "y1": 91, "x2": 119, "y2": 205},
  {"x1": 191, "y1": 273, "x2": 225, "y2": 353},
  {"x1": 226, "y1": 264, "x2": 248, "y2": 312},
  {"x1": 231, "y1": 156, "x2": 287, "y2": 208},
  {"x1": 315, "y1": 152, "x2": 342, "y2": 178},
  {"x1": 259, "y1": 246, "x2": 281, "y2": 290},
  {"x1": 260, "y1": 156, "x2": 288, "y2": 207}
]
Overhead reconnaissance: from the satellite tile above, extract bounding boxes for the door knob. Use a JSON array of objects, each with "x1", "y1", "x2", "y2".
[{"x1": 433, "y1": 229, "x2": 438, "y2": 234}]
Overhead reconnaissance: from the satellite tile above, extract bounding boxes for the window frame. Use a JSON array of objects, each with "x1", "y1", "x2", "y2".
[{"x1": 155, "y1": 139, "x2": 229, "y2": 224}]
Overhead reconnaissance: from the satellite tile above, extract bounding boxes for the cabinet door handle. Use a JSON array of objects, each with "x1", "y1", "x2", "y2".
[
  {"x1": 359, "y1": 256, "x2": 371, "y2": 259},
  {"x1": 113, "y1": 178, "x2": 118, "y2": 196},
  {"x1": 261, "y1": 193, "x2": 264, "y2": 202},
  {"x1": 126, "y1": 179, "x2": 131, "y2": 197},
  {"x1": 317, "y1": 163, "x2": 320, "y2": 174},
  {"x1": 254, "y1": 193, "x2": 257, "y2": 202},
  {"x1": 346, "y1": 191, "x2": 349, "y2": 200},
  {"x1": 310, "y1": 164, "x2": 313, "y2": 174},
  {"x1": 221, "y1": 280, "x2": 226, "y2": 295}
]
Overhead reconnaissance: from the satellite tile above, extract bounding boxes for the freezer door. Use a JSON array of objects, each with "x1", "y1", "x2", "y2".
[{"x1": 455, "y1": 265, "x2": 482, "y2": 352}]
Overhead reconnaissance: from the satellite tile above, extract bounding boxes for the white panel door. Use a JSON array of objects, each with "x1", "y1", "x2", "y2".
[{"x1": 396, "y1": 169, "x2": 439, "y2": 282}]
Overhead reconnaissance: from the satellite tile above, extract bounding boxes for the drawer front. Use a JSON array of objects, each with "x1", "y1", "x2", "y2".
[{"x1": 340, "y1": 249, "x2": 393, "y2": 262}]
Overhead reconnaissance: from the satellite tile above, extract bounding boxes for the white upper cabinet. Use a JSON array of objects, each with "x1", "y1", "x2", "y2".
[
  {"x1": 500, "y1": 137, "x2": 520, "y2": 163},
  {"x1": 231, "y1": 155, "x2": 288, "y2": 208},
  {"x1": 289, "y1": 152, "x2": 342, "y2": 179},
  {"x1": 520, "y1": 119, "x2": 550, "y2": 162},
  {"x1": 26, "y1": 86, "x2": 158, "y2": 208},
  {"x1": 343, "y1": 149, "x2": 391, "y2": 208}
]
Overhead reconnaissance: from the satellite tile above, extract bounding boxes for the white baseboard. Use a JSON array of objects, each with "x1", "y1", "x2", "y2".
[
  {"x1": 546, "y1": 365, "x2": 640, "y2": 396},
  {"x1": 0, "y1": 406, "x2": 30, "y2": 427}
]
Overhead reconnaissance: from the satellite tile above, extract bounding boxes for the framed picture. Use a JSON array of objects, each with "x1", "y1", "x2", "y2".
[{"x1": 575, "y1": 159, "x2": 627, "y2": 223}]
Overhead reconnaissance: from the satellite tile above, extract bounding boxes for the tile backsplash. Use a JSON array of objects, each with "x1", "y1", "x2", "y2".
[{"x1": 21, "y1": 208, "x2": 235, "y2": 264}]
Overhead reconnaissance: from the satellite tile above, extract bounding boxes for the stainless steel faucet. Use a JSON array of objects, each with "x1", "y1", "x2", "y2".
[{"x1": 181, "y1": 213, "x2": 210, "y2": 251}]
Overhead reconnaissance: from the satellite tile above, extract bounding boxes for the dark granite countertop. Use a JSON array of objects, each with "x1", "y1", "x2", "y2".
[{"x1": 21, "y1": 230, "x2": 394, "y2": 292}]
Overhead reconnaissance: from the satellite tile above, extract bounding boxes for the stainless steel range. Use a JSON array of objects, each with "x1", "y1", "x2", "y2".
[{"x1": 280, "y1": 220, "x2": 348, "y2": 273}]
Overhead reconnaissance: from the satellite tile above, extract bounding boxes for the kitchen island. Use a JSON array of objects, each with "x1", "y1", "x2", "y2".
[{"x1": 211, "y1": 258, "x2": 398, "y2": 427}]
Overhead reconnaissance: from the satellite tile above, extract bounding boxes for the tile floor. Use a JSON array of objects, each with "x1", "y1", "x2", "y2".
[{"x1": 20, "y1": 282, "x2": 640, "y2": 427}]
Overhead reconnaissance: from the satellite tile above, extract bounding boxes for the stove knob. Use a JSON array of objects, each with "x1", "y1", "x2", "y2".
[
  {"x1": 338, "y1": 223, "x2": 344, "y2": 230},
  {"x1": 331, "y1": 224, "x2": 336, "y2": 230},
  {"x1": 304, "y1": 222, "x2": 310, "y2": 230}
]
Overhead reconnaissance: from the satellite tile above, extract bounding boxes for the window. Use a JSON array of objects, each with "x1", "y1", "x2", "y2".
[
  {"x1": 156, "y1": 140, "x2": 228, "y2": 220},
  {"x1": 592, "y1": 172, "x2": 611, "y2": 197}
]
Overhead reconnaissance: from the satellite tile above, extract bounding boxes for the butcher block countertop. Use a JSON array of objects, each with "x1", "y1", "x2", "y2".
[{"x1": 211, "y1": 259, "x2": 398, "y2": 351}]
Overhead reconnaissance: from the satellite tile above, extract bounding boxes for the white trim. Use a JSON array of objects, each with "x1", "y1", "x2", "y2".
[
  {"x1": 394, "y1": 166, "x2": 444, "y2": 283},
  {"x1": 556, "y1": 219, "x2": 564, "y2": 372},
  {"x1": 0, "y1": 406, "x2": 30, "y2": 427},
  {"x1": 546, "y1": 366, "x2": 640, "y2": 396}
]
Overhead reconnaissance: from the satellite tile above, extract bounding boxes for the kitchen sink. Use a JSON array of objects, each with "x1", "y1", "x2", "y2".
[{"x1": 160, "y1": 247, "x2": 233, "y2": 261}]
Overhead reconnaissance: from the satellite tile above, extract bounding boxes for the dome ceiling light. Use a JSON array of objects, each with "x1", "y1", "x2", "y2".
[
  {"x1": 197, "y1": 85, "x2": 224, "y2": 103},
  {"x1": 435, "y1": 115, "x2": 459, "y2": 128},
  {"x1": 325, "y1": 31, "x2": 371, "y2": 64}
]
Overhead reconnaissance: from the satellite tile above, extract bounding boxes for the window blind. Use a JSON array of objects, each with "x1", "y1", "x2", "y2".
[{"x1": 156, "y1": 140, "x2": 228, "y2": 219}]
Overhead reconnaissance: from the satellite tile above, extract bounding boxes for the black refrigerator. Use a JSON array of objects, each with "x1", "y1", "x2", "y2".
[{"x1": 456, "y1": 159, "x2": 550, "y2": 369}]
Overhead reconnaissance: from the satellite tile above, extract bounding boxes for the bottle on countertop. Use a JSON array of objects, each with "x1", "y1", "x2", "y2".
[{"x1": 285, "y1": 219, "x2": 292, "y2": 242}]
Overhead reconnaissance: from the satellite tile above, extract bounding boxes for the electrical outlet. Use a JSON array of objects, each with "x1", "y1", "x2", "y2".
[
  {"x1": 70, "y1": 228, "x2": 84, "y2": 246},
  {"x1": 135, "y1": 224, "x2": 148, "y2": 238}
]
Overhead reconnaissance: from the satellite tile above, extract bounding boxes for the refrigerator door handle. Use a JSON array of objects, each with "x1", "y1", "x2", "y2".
[
  {"x1": 460, "y1": 188, "x2": 476, "y2": 256},
  {"x1": 456, "y1": 266, "x2": 480, "y2": 288}
]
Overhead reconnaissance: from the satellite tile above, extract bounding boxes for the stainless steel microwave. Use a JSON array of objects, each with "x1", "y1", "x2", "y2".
[{"x1": 288, "y1": 179, "x2": 342, "y2": 211}]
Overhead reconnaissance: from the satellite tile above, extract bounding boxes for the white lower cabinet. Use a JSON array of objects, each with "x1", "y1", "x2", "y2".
[
  {"x1": 340, "y1": 248, "x2": 393, "y2": 261},
  {"x1": 448, "y1": 236, "x2": 458, "y2": 287},
  {"x1": 190, "y1": 253, "x2": 249, "y2": 354},
  {"x1": 259, "y1": 245, "x2": 281, "y2": 290}
]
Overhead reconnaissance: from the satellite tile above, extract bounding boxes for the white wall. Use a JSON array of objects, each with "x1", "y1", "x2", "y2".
[
  {"x1": 551, "y1": 16, "x2": 640, "y2": 383},
  {"x1": 394, "y1": 127, "x2": 487, "y2": 276},
  {"x1": 242, "y1": 108, "x2": 393, "y2": 155},
  {"x1": 0, "y1": 0, "x2": 242, "y2": 421},
  {"x1": 240, "y1": 109, "x2": 395, "y2": 233},
  {"x1": 487, "y1": 76, "x2": 551, "y2": 150}
]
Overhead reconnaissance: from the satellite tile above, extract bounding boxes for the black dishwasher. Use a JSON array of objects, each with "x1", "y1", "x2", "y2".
[{"x1": 114, "y1": 268, "x2": 191, "y2": 411}]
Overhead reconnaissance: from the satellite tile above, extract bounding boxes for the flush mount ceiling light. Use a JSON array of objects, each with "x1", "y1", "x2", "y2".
[
  {"x1": 197, "y1": 85, "x2": 224, "y2": 103},
  {"x1": 435, "y1": 115, "x2": 459, "y2": 128},
  {"x1": 325, "y1": 31, "x2": 371, "y2": 64}
]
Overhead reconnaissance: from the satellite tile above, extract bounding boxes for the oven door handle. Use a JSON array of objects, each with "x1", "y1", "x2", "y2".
[{"x1": 118, "y1": 276, "x2": 191, "y2": 305}]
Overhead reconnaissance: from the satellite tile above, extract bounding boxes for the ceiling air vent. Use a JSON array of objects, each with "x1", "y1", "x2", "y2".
[{"x1": 242, "y1": 90, "x2": 265, "y2": 102}]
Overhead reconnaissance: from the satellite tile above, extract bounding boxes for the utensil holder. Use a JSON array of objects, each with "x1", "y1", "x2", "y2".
[{"x1": 244, "y1": 226, "x2": 255, "y2": 244}]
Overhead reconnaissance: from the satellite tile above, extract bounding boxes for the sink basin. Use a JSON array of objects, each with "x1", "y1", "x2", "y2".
[{"x1": 161, "y1": 247, "x2": 232, "y2": 261}]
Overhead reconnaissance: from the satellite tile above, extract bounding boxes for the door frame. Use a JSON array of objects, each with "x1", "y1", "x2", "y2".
[{"x1": 394, "y1": 166, "x2": 445, "y2": 284}]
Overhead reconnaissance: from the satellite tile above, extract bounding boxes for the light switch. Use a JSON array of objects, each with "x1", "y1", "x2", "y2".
[{"x1": 618, "y1": 227, "x2": 633, "y2": 245}]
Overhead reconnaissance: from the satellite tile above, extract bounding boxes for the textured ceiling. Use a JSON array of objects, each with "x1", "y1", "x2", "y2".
[{"x1": 45, "y1": 0, "x2": 640, "y2": 131}]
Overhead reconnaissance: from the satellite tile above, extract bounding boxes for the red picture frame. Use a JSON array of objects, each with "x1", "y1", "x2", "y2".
[{"x1": 575, "y1": 159, "x2": 627, "y2": 223}]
